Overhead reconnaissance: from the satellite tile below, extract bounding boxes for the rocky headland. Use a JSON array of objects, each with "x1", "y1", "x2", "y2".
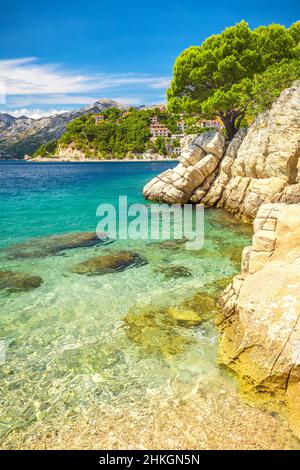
[
  {"x1": 143, "y1": 82, "x2": 300, "y2": 437},
  {"x1": 144, "y1": 82, "x2": 300, "y2": 221}
]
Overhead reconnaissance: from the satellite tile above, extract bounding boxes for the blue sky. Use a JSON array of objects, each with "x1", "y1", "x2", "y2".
[{"x1": 0, "y1": 0, "x2": 298, "y2": 117}]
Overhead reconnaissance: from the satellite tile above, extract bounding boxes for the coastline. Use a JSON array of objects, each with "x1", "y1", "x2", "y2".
[
  {"x1": 1, "y1": 8, "x2": 299, "y2": 452},
  {"x1": 1, "y1": 149, "x2": 299, "y2": 449},
  {"x1": 25, "y1": 158, "x2": 176, "y2": 163}
]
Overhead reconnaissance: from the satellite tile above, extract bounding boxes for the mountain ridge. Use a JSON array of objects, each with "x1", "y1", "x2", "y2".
[{"x1": 0, "y1": 99, "x2": 126, "y2": 159}]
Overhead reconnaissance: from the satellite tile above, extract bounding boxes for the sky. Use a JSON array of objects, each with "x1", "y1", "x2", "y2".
[{"x1": 0, "y1": 0, "x2": 299, "y2": 118}]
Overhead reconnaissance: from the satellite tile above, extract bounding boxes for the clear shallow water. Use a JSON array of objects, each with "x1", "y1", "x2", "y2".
[{"x1": 0, "y1": 161, "x2": 297, "y2": 449}]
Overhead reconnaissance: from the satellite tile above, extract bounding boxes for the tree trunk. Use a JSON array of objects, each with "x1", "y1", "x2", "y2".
[{"x1": 219, "y1": 109, "x2": 245, "y2": 140}]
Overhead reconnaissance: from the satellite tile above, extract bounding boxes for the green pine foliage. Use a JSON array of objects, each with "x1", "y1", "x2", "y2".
[
  {"x1": 32, "y1": 140, "x2": 58, "y2": 158},
  {"x1": 167, "y1": 21, "x2": 300, "y2": 139}
]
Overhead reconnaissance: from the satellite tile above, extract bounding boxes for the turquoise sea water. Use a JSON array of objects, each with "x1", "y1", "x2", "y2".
[{"x1": 0, "y1": 161, "x2": 296, "y2": 449}]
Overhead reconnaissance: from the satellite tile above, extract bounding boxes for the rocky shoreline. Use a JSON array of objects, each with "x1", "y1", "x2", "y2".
[
  {"x1": 218, "y1": 203, "x2": 300, "y2": 438},
  {"x1": 143, "y1": 83, "x2": 300, "y2": 437}
]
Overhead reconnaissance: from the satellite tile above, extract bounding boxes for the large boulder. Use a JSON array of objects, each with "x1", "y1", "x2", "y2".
[
  {"x1": 200, "y1": 128, "x2": 248, "y2": 206},
  {"x1": 217, "y1": 203, "x2": 300, "y2": 438},
  {"x1": 143, "y1": 130, "x2": 226, "y2": 204}
]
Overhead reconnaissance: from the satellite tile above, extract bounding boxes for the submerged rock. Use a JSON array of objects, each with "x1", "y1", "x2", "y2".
[
  {"x1": 0, "y1": 270, "x2": 43, "y2": 292},
  {"x1": 214, "y1": 242, "x2": 245, "y2": 269},
  {"x1": 165, "y1": 306, "x2": 202, "y2": 325},
  {"x1": 71, "y1": 251, "x2": 147, "y2": 275},
  {"x1": 153, "y1": 264, "x2": 192, "y2": 280},
  {"x1": 2, "y1": 231, "x2": 112, "y2": 259},
  {"x1": 208, "y1": 209, "x2": 253, "y2": 236},
  {"x1": 148, "y1": 238, "x2": 187, "y2": 251},
  {"x1": 123, "y1": 306, "x2": 194, "y2": 358},
  {"x1": 123, "y1": 291, "x2": 218, "y2": 357},
  {"x1": 202, "y1": 276, "x2": 235, "y2": 300},
  {"x1": 181, "y1": 291, "x2": 218, "y2": 322}
]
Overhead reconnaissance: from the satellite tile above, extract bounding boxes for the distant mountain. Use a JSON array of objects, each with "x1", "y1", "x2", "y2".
[
  {"x1": 0, "y1": 99, "x2": 126, "y2": 159},
  {"x1": 0, "y1": 113, "x2": 16, "y2": 131}
]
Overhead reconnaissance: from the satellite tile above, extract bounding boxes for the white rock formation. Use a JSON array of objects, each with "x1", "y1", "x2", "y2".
[
  {"x1": 143, "y1": 131, "x2": 226, "y2": 204},
  {"x1": 218, "y1": 203, "x2": 300, "y2": 438}
]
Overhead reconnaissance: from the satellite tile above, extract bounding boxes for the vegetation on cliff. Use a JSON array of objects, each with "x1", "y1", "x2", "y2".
[{"x1": 167, "y1": 21, "x2": 300, "y2": 139}]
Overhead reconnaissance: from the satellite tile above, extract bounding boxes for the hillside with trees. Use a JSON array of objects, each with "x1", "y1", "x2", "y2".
[{"x1": 33, "y1": 107, "x2": 181, "y2": 159}]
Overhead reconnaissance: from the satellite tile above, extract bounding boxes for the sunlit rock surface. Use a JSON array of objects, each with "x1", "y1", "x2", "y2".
[
  {"x1": 217, "y1": 203, "x2": 300, "y2": 438},
  {"x1": 218, "y1": 83, "x2": 300, "y2": 220},
  {"x1": 143, "y1": 131, "x2": 226, "y2": 204}
]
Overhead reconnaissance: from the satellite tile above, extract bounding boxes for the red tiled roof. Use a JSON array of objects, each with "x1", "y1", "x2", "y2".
[{"x1": 150, "y1": 124, "x2": 169, "y2": 129}]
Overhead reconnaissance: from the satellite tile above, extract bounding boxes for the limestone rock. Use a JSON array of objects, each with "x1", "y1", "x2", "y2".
[
  {"x1": 143, "y1": 130, "x2": 226, "y2": 204},
  {"x1": 218, "y1": 83, "x2": 300, "y2": 220},
  {"x1": 165, "y1": 306, "x2": 202, "y2": 325},
  {"x1": 123, "y1": 305, "x2": 194, "y2": 357},
  {"x1": 181, "y1": 291, "x2": 218, "y2": 322},
  {"x1": 153, "y1": 264, "x2": 192, "y2": 279},
  {"x1": 201, "y1": 128, "x2": 247, "y2": 207},
  {"x1": 218, "y1": 203, "x2": 300, "y2": 438},
  {"x1": 193, "y1": 131, "x2": 226, "y2": 159}
]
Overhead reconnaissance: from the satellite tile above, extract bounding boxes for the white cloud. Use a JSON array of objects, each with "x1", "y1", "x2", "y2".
[
  {"x1": 149, "y1": 78, "x2": 171, "y2": 89},
  {"x1": 0, "y1": 58, "x2": 170, "y2": 97},
  {"x1": 7, "y1": 108, "x2": 69, "y2": 119},
  {"x1": 7, "y1": 94, "x2": 142, "y2": 107},
  {"x1": 7, "y1": 95, "x2": 102, "y2": 106}
]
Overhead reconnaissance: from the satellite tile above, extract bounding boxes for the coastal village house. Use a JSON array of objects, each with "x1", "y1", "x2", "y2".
[
  {"x1": 150, "y1": 116, "x2": 170, "y2": 138},
  {"x1": 171, "y1": 132, "x2": 184, "y2": 156},
  {"x1": 94, "y1": 114, "x2": 105, "y2": 125},
  {"x1": 199, "y1": 117, "x2": 224, "y2": 129},
  {"x1": 150, "y1": 124, "x2": 170, "y2": 137}
]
